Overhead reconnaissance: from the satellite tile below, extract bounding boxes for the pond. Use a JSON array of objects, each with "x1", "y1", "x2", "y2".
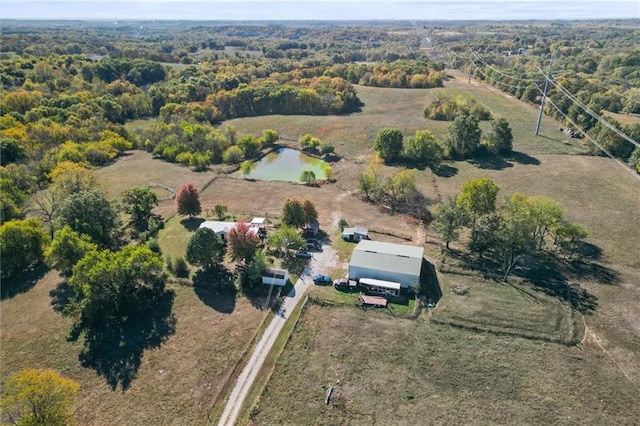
[{"x1": 235, "y1": 148, "x2": 329, "y2": 183}]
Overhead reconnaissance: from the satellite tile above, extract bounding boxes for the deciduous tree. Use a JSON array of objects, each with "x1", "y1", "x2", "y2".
[
  {"x1": 240, "y1": 160, "x2": 253, "y2": 179},
  {"x1": 487, "y1": 118, "x2": 514, "y2": 155},
  {"x1": 300, "y1": 170, "x2": 316, "y2": 185},
  {"x1": 59, "y1": 189, "x2": 118, "y2": 247},
  {"x1": 45, "y1": 225, "x2": 98, "y2": 275},
  {"x1": 0, "y1": 218, "x2": 47, "y2": 278},
  {"x1": 122, "y1": 186, "x2": 159, "y2": 231},
  {"x1": 227, "y1": 222, "x2": 261, "y2": 266},
  {"x1": 445, "y1": 113, "x2": 482, "y2": 158},
  {"x1": 176, "y1": 183, "x2": 201, "y2": 218},
  {"x1": 68, "y1": 246, "x2": 169, "y2": 327},
  {"x1": 267, "y1": 225, "x2": 304, "y2": 257},
  {"x1": 302, "y1": 199, "x2": 318, "y2": 225},
  {"x1": 457, "y1": 177, "x2": 499, "y2": 225},
  {"x1": 374, "y1": 128, "x2": 404, "y2": 162},
  {"x1": 281, "y1": 198, "x2": 306, "y2": 229},
  {"x1": 186, "y1": 227, "x2": 226, "y2": 269},
  {"x1": 432, "y1": 197, "x2": 465, "y2": 249},
  {"x1": 405, "y1": 130, "x2": 444, "y2": 165},
  {"x1": 1, "y1": 369, "x2": 79, "y2": 426}
]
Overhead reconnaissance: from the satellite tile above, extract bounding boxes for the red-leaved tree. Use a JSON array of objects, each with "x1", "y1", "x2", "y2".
[
  {"x1": 227, "y1": 222, "x2": 261, "y2": 266},
  {"x1": 176, "y1": 183, "x2": 201, "y2": 218}
]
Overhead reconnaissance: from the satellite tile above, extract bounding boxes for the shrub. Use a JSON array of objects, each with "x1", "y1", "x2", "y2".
[{"x1": 172, "y1": 256, "x2": 189, "y2": 278}]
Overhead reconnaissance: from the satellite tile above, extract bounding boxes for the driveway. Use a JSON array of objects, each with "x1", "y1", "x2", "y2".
[{"x1": 217, "y1": 244, "x2": 338, "y2": 426}]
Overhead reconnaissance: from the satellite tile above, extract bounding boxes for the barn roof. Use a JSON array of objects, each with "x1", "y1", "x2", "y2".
[{"x1": 350, "y1": 240, "x2": 423, "y2": 277}]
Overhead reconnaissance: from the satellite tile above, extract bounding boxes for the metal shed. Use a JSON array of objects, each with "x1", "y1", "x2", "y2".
[{"x1": 348, "y1": 240, "x2": 424, "y2": 289}]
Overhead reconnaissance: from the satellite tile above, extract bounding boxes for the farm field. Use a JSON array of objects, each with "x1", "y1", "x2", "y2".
[
  {"x1": 3, "y1": 62, "x2": 639, "y2": 426},
  {"x1": 249, "y1": 305, "x2": 640, "y2": 426}
]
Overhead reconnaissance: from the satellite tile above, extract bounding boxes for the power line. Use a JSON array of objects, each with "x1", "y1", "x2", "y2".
[
  {"x1": 544, "y1": 95, "x2": 640, "y2": 181},
  {"x1": 468, "y1": 49, "x2": 542, "y2": 83},
  {"x1": 544, "y1": 73, "x2": 640, "y2": 150}
]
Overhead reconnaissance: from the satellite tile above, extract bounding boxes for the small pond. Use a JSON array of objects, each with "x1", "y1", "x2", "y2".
[{"x1": 235, "y1": 148, "x2": 329, "y2": 183}]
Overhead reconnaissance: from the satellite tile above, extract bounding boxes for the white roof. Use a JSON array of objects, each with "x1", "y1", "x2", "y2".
[
  {"x1": 250, "y1": 217, "x2": 266, "y2": 225},
  {"x1": 359, "y1": 278, "x2": 401, "y2": 290},
  {"x1": 343, "y1": 226, "x2": 368, "y2": 235},
  {"x1": 350, "y1": 240, "x2": 424, "y2": 278},
  {"x1": 199, "y1": 221, "x2": 238, "y2": 234}
]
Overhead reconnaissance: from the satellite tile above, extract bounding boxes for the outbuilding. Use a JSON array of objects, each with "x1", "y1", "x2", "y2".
[
  {"x1": 348, "y1": 240, "x2": 424, "y2": 290},
  {"x1": 262, "y1": 268, "x2": 289, "y2": 287},
  {"x1": 342, "y1": 226, "x2": 368, "y2": 242},
  {"x1": 303, "y1": 219, "x2": 319, "y2": 238}
]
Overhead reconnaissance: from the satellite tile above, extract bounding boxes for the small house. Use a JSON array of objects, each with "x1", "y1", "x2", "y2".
[
  {"x1": 342, "y1": 226, "x2": 368, "y2": 242},
  {"x1": 199, "y1": 221, "x2": 238, "y2": 242},
  {"x1": 303, "y1": 219, "x2": 319, "y2": 238},
  {"x1": 262, "y1": 268, "x2": 289, "y2": 287},
  {"x1": 199, "y1": 220, "x2": 259, "y2": 242}
]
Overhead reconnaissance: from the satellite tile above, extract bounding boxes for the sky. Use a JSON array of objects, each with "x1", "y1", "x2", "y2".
[{"x1": 2, "y1": 0, "x2": 639, "y2": 21}]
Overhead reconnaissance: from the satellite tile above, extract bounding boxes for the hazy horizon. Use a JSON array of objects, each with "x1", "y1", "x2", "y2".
[{"x1": 2, "y1": 0, "x2": 639, "y2": 21}]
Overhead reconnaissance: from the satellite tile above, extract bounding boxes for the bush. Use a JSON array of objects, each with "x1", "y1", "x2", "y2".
[
  {"x1": 146, "y1": 238, "x2": 161, "y2": 254},
  {"x1": 172, "y1": 256, "x2": 189, "y2": 278}
]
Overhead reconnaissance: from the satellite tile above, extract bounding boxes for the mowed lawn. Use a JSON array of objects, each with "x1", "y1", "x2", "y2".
[
  {"x1": 0, "y1": 270, "x2": 267, "y2": 425},
  {"x1": 250, "y1": 305, "x2": 640, "y2": 426}
]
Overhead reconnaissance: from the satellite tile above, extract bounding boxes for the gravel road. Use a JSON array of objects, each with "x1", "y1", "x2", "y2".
[{"x1": 217, "y1": 244, "x2": 338, "y2": 426}]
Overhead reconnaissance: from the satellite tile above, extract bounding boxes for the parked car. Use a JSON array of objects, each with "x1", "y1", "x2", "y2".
[
  {"x1": 306, "y1": 242, "x2": 321, "y2": 251},
  {"x1": 306, "y1": 238, "x2": 322, "y2": 246},
  {"x1": 295, "y1": 249, "x2": 312, "y2": 258},
  {"x1": 313, "y1": 274, "x2": 332, "y2": 285},
  {"x1": 334, "y1": 278, "x2": 358, "y2": 291}
]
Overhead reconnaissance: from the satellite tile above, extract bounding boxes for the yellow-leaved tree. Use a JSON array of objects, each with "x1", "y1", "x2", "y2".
[{"x1": 1, "y1": 369, "x2": 79, "y2": 426}]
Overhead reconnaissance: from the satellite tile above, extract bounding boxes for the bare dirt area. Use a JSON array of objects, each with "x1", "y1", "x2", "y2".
[{"x1": 250, "y1": 305, "x2": 640, "y2": 425}]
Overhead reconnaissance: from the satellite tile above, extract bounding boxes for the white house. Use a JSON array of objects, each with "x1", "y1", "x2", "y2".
[
  {"x1": 348, "y1": 240, "x2": 424, "y2": 289},
  {"x1": 342, "y1": 226, "x2": 368, "y2": 242},
  {"x1": 199, "y1": 218, "x2": 261, "y2": 242},
  {"x1": 199, "y1": 221, "x2": 239, "y2": 242},
  {"x1": 262, "y1": 268, "x2": 289, "y2": 287}
]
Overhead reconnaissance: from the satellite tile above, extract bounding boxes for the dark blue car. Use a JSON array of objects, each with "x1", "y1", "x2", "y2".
[{"x1": 313, "y1": 274, "x2": 332, "y2": 285}]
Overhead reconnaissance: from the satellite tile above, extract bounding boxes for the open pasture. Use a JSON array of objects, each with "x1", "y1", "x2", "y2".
[
  {"x1": 0, "y1": 269, "x2": 267, "y2": 425},
  {"x1": 249, "y1": 305, "x2": 640, "y2": 425}
]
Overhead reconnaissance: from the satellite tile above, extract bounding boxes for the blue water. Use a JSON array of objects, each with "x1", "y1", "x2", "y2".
[{"x1": 3, "y1": 1, "x2": 638, "y2": 21}]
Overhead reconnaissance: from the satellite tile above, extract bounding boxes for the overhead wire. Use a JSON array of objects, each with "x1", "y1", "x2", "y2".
[
  {"x1": 542, "y1": 71, "x2": 640, "y2": 150},
  {"x1": 543, "y1": 93, "x2": 640, "y2": 180}
]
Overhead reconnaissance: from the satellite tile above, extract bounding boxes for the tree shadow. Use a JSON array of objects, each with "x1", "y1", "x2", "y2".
[
  {"x1": 514, "y1": 252, "x2": 602, "y2": 314},
  {"x1": 282, "y1": 256, "x2": 309, "y2": 278},
  {"x1": 505, "y1": 151, "x2": 541, "y2": 166},
  {"x1": 50, "y1": 280, "x2": 75, "y2": 312},
  {"x1": 574, "y1": 242, "x2": 603, "y2": 260},
  {"x1": 70, "y1": 288, "x2": 176, "y2": 391},
  {"x1": 192, "y1": 266, "x2": 237, "y2": 314},
  {"x1": 180, "y1": 217, "x2": 205, "y2": 231},
  {"x1": 432, "y1": 163, "x2": 458, "y2": 177},
  {"x1": 1, "y1": 262, "x2": 48, "y2": 300},
  {"x1": 467, "y1": 156, "x2": 513, "y2": 170}
]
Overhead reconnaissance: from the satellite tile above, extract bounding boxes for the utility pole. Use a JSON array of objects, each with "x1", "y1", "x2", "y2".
[{"x1": 535, "y1": 59, "x2": 552, "y2": 135}]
